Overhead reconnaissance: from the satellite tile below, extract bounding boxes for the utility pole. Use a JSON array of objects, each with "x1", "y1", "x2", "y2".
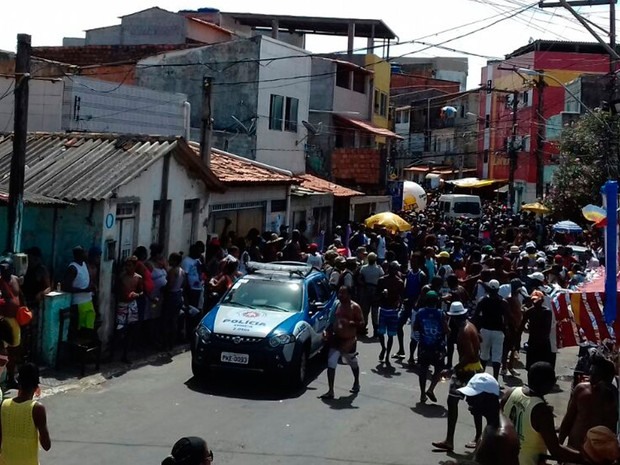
[
  {"x1": 6, "y1": 34, "x2": 31, "y2": 254},
  {"x1": 199, "y1": 76, "x2": 213, "y2": 167},
  {"x1": 534, "y1": 76, "x2": 546, "y2": 199},
  {"x1": 508, "y1": 90, "x2": 519, "y2": 211}
]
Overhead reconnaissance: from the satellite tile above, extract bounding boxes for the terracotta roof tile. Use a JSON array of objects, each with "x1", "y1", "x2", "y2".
[
  {"x1": 297, "y1": 174, "x2": 363, "y2": 197},
  {"x1": 189, "y1": 144, "x2": 296, "y2": 185}
]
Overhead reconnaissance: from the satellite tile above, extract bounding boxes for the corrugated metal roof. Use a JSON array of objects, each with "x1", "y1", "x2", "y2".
[
  {"x1": 0, "y1": 132, "x2": 225, "y2": 201},
  {"x1": 334, "y1": 115, "x2": 404, "y2": 139},
  {"x1": 0, "y1": 189, "x2": 74, "y2": 206}
]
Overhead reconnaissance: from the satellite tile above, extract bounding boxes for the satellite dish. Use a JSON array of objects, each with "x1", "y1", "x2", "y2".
[
  {"x1": 302, "y1": 120, "x2": 321, "y2": 135},
  {"x1": 231, "y1": 115, "x2": 250, "y2": 134}
]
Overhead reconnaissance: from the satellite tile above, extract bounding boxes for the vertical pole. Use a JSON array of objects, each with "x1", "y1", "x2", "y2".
[
  {"x1": 199, "y1": 77, "x2": 213, "y2": 167},
  {"x1": 347, "y1": 22, "x2": 355, "y2": 58},
  {"x1": 535, "y1": 76, "x2": 545, "y2": 199},
  {"x1": 601, "y1": 180, "x2": 617, "y2": 326},
  {"x1": 7, "y1": 34, "x2": 31, "y2": 254},
  {"x1": 271, "y1": 20, "x2": 279, "y2": 40},
  {"x1": 609, "y1": 0, "x2": 616, "y2": 75},
  {"x1": 508, "y1": 90, "x2": 519, "y2": 212}
]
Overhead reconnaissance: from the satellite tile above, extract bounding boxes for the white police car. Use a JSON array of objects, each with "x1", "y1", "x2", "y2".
[{"x1": 191, "y1": 262, "x2": 336, "y2": 387}]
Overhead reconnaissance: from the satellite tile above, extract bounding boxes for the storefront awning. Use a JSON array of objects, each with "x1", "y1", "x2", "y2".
[
  {"x1": 448, "y1": 178, "x2": 496, "y2": 188},
  {"x1": 335, "y1": 115, "x2": 404, "y2": 139}
]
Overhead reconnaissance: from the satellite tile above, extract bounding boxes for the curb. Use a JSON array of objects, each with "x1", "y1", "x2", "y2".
[{"x1": 38, "y1": 344, "x2": 190, "y2": 399}]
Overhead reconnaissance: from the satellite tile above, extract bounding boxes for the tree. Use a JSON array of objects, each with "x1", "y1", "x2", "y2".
[{"x1": 546, "y1": 110, "x2": 620, "y2": 222}]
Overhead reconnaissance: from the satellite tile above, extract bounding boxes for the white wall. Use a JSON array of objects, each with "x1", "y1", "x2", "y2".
[
  {"x1": 114, "y1": 153, "x2": 211, "y2": 255},
  {"x1": 256, "y1": 37, "x2": 311, "y2": 174},
  {"x1": 0, "y1": 77, "x2": 63, "y2": 132}
]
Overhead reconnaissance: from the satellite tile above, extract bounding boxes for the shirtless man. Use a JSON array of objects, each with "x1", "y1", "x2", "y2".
[
  {"x1": 559, "y1": 353, "x2": 618, "y2": 454},
  {"x1": 376, "y1": 261, "x2": 404, "y2": 364},
  {"x1": 443, "y1": 372, "x2": 520, "y2": 465},
  {"x1": 115, "y1": 256, "x2": 144, "y2": 363},
  {"x1": 433, "y1": 301, "x2": 483, "y2": 452},
  {"x1": 320, "y1": 286, "x2": 364, "y2": 399},
  {"x1": 501, "y1": 279, "x2": 527, "y2": 377}
]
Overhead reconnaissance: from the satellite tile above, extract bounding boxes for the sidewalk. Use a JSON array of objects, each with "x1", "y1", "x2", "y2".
[{"x1": 35, "y1": 343, "x2": 191, "y2": 398}]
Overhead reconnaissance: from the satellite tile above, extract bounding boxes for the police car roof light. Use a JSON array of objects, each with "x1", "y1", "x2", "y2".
[{"x1": 245, "y1": 261, "x2": 313, "y2": 277}]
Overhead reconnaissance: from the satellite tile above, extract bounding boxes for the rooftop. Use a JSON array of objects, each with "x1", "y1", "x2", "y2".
[
  {"x1": 506, "y1": 39, "x2": 620, "y2": 59},
  {"x1": 0, "y1": 133, "x2": 224, "y2": 201},
  {"x1": 296, "y1": 174, "x2": 363, "y2": 198},
  {"x1": 223, "y1": 12, "x2": 396, "y2": 39},
  {"x1": 31, "y1": 44, "x2": 200, "y2": 67},
  {"x1": 188, "y1": 144, "x2": 297, "y2": 186}
]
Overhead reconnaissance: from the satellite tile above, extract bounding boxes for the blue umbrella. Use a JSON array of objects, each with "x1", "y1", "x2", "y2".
[{"x1": 552, "y1": 220, "x2": 583, "y2": 234}]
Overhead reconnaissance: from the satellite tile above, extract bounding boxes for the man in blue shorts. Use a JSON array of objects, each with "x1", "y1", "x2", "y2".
[
  {"x1": 376, "y1": 261, "x2": 404, "y2": 365},
  {"x1": 414, "y1": 291, "x2": 448, "y2": 403}
]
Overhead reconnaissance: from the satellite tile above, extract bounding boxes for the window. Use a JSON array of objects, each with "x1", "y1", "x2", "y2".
[
  {"x1": 352, "y1": 71, "x2": 366, "y2": 93},
  {"x1": 269, "y1": 94, "x2": 284, "y2": 130},
  {"x1": 454, "y1": 202, "x2": 481, "y2": 215},
  {"x1": 270, "y1": 95, "x2": 298, "y2": 132},
  {"x1": 374, "y1": 89, "x2": 380, "y2": 114},
  {"x1": 336, "y1": 65, "x2": 350, "y2": 89},
  {"x1": 284, "y1": 97, "x2": 298, "y2": 132},
  {"x1": 379, "y1": 92, "x2": 388, "y2": 117}
]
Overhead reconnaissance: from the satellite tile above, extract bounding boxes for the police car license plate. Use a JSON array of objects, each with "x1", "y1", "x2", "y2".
[{"x1": 221, "y1": 352, "x2": 249, "y2": 364}]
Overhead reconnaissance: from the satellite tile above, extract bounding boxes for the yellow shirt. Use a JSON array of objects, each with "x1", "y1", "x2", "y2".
[
  {"x1": 503, "y1": 387, "x2": 547, "y2": 465},
  {"x1": 0, "y1": 399, "x2": 39, "y2": 465}
]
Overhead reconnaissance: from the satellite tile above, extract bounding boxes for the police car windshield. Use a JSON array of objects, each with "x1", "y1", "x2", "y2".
[{"x1": 223, "y1": 279, "x2": 303, "y2": 313}]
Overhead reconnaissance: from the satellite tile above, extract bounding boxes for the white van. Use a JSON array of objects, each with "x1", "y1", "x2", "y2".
[{"x1": 438, "y1": 194, "x2": 482, "y2": 220}]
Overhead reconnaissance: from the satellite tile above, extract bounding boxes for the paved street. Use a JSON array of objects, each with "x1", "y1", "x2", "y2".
[{"x1": 39, "y1": 338, "x2": 577, "y2": 465}]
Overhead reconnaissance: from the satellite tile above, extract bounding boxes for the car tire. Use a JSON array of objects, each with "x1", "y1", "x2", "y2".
[
  {"x1": 289, "y1": 346, "x2": 309, "y2": 389},
  {"x1": 191, "y1": 359, "x2": 210, "y2": 382}
]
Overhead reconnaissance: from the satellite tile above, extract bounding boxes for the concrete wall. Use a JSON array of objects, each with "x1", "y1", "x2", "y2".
[
  {"x1": 255, "y1": 37, "x2": 310, "y2": 174},
  {"x1": 136, "y1": 38, "x2": 261, "y2": 160},
  {"x1": 62, "y1": 75, "x2": 187, "y2": 136},
  {"x1": 290, "y1": 193, "x2": 333, "y2": 241},
  {"x1": 86, "y1": 26, "x2": 122, "y2": 45},
  {"x1": 0, "y1": 77, "x2": 63, "y2": 132},
  {"x1": 333, "y1": 86, "x2": 369, "y2": 118},
  {"x1": 121, "y1": 9, "x2": 186, "y2": 46},
  {"x1": 310, "y1": 58, "x2": 335, "y2": 112}
]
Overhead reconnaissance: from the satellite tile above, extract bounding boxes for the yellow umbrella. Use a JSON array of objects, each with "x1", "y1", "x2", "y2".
[
  {"x1": 521, "y1": 202, "x2": 550, "y2": 215},
  {"x1": 365, "y1": 212, "x2": 412, "y2": 233}
]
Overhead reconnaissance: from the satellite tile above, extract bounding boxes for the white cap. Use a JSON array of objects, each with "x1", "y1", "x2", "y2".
[
  {"x1": 457, "y1": 373, "x2": 500, "y2": 397},
  {"x1": 487, "y1": 279, "x2": 500, "y2": 290},
  {"x1": 499, "y1": 284, "x2": 511, "y2": 299},
  {"x1": 528, "y1": 271, "x2": 545, "y2": 282},
  {"x1": 447, "y1": 301, "x2": 467, "y2": 316}
]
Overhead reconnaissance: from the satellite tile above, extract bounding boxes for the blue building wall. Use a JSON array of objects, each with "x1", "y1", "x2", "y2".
[{"x1": 0, "y1": 201, "x2": 104, "y2": 281}]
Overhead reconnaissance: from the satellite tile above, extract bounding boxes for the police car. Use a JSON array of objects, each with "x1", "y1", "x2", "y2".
[{"x1": 191, "y1": 262, "x2": 336, "y2": 387}]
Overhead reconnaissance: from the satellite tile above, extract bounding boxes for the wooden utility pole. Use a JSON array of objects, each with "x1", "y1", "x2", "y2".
[
  {"x1": 199, "y1": 76, "x2": 213, "y2": 167},
  {"x1": 6, "y1": 34, "x2": 31, "y2": 254},
  {"x1": 534, "y1": 76, "x2": 546, "y2": 200}
]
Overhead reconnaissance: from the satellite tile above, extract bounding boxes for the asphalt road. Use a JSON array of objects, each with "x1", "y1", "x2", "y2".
[{"x1": 39, "y1": 337, "x2": 576, "y2": 465}]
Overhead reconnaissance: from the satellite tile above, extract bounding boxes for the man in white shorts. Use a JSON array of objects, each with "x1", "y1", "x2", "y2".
[
  {"x1": 320, "y1": 286, "x2": 364, "y2": 399},
  {"x1": 473, "y1": 279, "x2": 509, "y2": 380}
]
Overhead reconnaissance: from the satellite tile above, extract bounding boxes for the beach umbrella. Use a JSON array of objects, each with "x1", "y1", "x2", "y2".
[
  {"x1": 365, "y1": 212, "x2": 412, "y2": 233},
  {"x1": 582, "y1": 204, "x2": 607, "y2": 228},
  {"x1": 552, "y1": 220, "x2": 583, "y2": 234},
  {"x1": 521, "y1": 202, "x2": 550, "y2": 215}
]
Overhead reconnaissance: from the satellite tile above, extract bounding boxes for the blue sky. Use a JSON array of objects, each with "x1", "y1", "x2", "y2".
[{"x1": 1, "y1": 0, "x2": 613, "y2": 88}]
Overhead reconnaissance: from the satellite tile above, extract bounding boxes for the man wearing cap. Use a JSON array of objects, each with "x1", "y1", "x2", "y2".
[
  {"x1": 376, "y1": 261, "x2": 404, "y2": 363},
  {"x1": 433, "y1": 300, "x2": 483, "y2": 452},
  {"x1": 441, "y1": 373, "x2": 519, "y2": 465},
  {"x1": 414, "y1": 290, "x2": 448, "y2": 403},
  {"x1": 473, "y1": 279, "x2": 508, "y2": 380},
  {"x1": 305, "y1": 243, "x2": 323, "y2": 269}
]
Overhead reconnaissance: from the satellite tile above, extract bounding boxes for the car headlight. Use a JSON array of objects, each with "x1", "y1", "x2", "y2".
[
  {"x1": 196, "y1": 324, "x2": 212, "y2": 342},
  {"x1": 268, "y1": 333, "x2": 295, "y2": 347}
]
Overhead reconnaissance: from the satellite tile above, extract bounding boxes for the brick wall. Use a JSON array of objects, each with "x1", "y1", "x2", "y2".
[{"x1": 332, "y1": 148, "x2": 381, "y2": 185}]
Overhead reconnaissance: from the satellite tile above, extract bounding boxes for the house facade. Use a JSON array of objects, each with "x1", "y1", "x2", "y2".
[
  {"x1": 478, "y1": 40, "x2": 613, "y2": 204},
  {"x1": 0, "y1": 132, "x2": 224, "y2": 344},
  {"x1": 137, "y1": 35, "x2": 311, "y2": 174}
]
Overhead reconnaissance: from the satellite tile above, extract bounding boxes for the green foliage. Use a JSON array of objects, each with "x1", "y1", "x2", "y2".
[{"x1": 546, "y1": 111, "x2": 620, "y2": 221}]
